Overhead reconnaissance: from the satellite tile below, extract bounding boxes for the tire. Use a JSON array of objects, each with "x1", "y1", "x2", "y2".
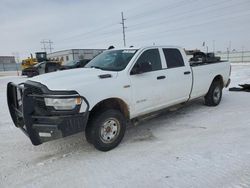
[
  {"x1": 85, "y1": 109, "x2": 126, "y2": 151},
  {"x1": 204, "y1": 81, "x2": 223, "y2": 106}
]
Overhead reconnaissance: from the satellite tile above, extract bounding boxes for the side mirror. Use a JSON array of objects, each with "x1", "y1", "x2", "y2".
[{"x1": 131, "y1": 61, "x2": 153, "y2": 75}]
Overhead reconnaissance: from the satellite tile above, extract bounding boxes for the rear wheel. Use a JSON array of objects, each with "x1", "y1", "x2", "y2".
[
  {"x1": 85, "y1": 109, "x2": 126, "y2": 151},
  {"x1": 204, "y1": 81, "x2": 222, "y2": 106}
]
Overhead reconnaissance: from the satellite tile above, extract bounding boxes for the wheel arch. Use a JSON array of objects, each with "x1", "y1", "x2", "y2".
[
  {"x1": 88, "y1": 98, "x2": 130, "y2": 122},
  {"x1": 206, "y1": 74, "x2": 224, "y2": 95},
  {"x1": 212, "y1": 75, "x2": 224, "y2": 87}
]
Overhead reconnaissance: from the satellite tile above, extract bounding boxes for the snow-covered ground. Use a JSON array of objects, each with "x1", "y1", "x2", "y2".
[{"x1": 0, "y1": 65, "x2": 250, "y2": 188}]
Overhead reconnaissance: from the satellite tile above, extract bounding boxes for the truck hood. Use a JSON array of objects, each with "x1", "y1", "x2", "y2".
[{"x1": 29, "y1": 68, "x2": 118, "y2": 91}]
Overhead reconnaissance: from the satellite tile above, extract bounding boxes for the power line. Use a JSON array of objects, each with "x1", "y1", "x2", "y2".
[
  {"x1": 120, "y1": 12, "x2": 127, "y2": 47},
  {"x1": 53, "y1": 0, "x2": 213, "y2": 45},
  {"x1": 126, "y1": 0, "x2": 192, "y2": 21},
  {"x1": 57, "y1": 0, "x2": 161, "y2": 43},
  {"x1": 127, "y1": 0, "x2": 223, "y2": 30},
  {"x1": 128, "y1": 11, "x2": 250, "y2": 42},
  {"x1": 53, "y1": 0, "x2": 250, "y2": 50},
  {"x1": 58, "y1": 0, "x2": 239, "y2": 45},
  {"x1": 57, "y1": 23, "x2": 118, "y2": 42},
  {"x1": 127, "y1": 0, "x2": 248, "y2": 32},
  {"x1": 55, "y1": 0, "x2": 189, "y2": 44},
  {"x1": 57, "y1": 8, "x2": 250, "y2": 50},
  {"x1": 124, "y1": 0, "x2": 250, "y2": 39}
]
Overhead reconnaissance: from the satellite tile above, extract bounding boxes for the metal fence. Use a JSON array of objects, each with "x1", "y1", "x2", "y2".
[
  {"x1": 216, "y1": 51, "x2": 250, "y2": 63},
  {"x1": 0, "y1": 63, "x2": 21, "y2": 71}
]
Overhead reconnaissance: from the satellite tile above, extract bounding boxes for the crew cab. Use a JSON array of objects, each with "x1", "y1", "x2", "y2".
[{"x1": 7, "y1": 46, "x2": 231, "y2": 151}]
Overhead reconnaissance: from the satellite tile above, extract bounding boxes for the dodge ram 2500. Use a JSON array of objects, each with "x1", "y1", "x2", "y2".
[{"x1": 7, "y1": 46, "x2": 231, "y2": 151}]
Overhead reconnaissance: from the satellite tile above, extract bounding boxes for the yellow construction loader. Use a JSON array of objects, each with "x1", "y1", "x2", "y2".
[
  {"x1": 21, "y1": 52, "x2": 62, "y2": 76},
  {"x1": 21, "y1": 52, "x2": 47, "y2": 70}
]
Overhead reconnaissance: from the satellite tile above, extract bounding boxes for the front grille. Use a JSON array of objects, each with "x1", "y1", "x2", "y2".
[
  {"x1": 29, "y1": 85, "x2": 43, "y2": 95},
  {"x1": 25, "y1": 84, "x2": 48, "y2": 115}
]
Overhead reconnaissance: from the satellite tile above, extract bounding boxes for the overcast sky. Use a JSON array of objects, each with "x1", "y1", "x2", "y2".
[{"x1": 1, "y1": 0, "x2": 250, "y2": 59}]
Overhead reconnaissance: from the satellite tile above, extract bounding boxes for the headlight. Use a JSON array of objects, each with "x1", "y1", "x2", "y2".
[{"x1": 44, "y1": 97, "x2": 82, "y2": 110}]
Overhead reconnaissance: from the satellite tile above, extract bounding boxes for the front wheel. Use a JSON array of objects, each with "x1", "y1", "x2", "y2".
[
  {"x1": 85, "y1": 109, "x2": 126, "y2": 151},
  {"x1": 204, "y1": 81, "x2": 223, "y2": 106}
]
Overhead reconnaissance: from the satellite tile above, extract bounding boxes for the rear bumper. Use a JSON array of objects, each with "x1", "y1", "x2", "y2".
[{"x1": 7, "y1": 82, "x2": 89, "y2": 145}]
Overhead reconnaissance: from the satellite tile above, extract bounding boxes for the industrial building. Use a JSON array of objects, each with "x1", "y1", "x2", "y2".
[
  {"x1": 47, "y1": 49, "x2": 105, "y2": 64},
  {"x1": 0, "y1": 56, "x2": 18, "y2": 71}
]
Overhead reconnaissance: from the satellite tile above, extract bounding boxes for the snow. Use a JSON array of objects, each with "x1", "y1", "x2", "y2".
[{"x1": 0, "y1": 65, "x2": 250, "y2": 188}]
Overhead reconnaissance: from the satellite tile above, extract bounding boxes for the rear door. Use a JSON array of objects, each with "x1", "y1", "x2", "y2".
[
  {"x1": 161, "y1": 48, "x2": 192, "y2": 105},
  {"x1": 129, "y1": 48, "x2": 168, "y2": 116}
]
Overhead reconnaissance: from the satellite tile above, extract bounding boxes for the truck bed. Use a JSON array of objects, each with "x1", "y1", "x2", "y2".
[
  {"x1": 189, "y1": 60, "x2": 228, "y2": 67},
  {"x1": 189, "y1": 60, "x2": 231, "y2": 100}
]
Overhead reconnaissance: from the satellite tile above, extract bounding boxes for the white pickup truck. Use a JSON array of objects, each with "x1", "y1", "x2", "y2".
[{"x1": 7, "y1": 46, "x2": 231, "y2": 151}]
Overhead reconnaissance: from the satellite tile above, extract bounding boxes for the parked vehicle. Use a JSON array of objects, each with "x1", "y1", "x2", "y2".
[
  {"x1": 60, "y1": 59, "x2": 90, "y2": 70},
  {"x1": 7, "y1": 46, "x2": 231, "y2": 151},
  {"x1": 22, "y1": 61, "x2": 61, "y2": 77}
]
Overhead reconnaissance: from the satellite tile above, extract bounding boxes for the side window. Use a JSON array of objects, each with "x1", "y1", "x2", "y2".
[
  {"x1": 163, "y1": 48, "x2": 184, "y2": 68},
  {"x1": 132, "y1": 49, "x2": 162, "y2": 74}
]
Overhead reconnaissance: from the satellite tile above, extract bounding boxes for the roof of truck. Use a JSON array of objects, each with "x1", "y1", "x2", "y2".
[{"x1": 107, "y1": 45, "x2": 183, "y2": 51}]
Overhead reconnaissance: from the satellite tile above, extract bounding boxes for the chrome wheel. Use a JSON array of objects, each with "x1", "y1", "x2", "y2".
[
  {"x1": 100, "y1": 118, "x2": 120, "y2": 143},
  {"x1": 213, "y1": 86, "x2": 221, "y2": 104}
]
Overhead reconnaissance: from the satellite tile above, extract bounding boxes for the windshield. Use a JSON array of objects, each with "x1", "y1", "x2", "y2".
[
  {"x1": 85, "y1": 49, "x2": 137, "y2": 71},
  {"x1": 64, "y1": 60, "x2": 78, "y2": 66}
]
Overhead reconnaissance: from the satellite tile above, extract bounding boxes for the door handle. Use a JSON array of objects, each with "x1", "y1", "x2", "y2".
[
  {"x1": 157, "y1": 76, "x2": 166, "y2": 80},
  {"x1": 184, "y1": 71, "x2": 191, "y2": 75}
]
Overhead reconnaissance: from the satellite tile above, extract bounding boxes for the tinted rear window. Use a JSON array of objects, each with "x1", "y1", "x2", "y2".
[{"x1": 163, "y1": 48, "x2": 184, "y2": 68}]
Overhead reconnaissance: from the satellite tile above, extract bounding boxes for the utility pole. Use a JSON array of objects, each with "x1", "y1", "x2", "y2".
[
  {"x1": 41, "y1": 39, "x2": 46, "y2": 52},
  {"x1": 41, "y1": 39, "x2": 53, "y2": 53},
  {"x1": 48, "y1": 40, "x2": 53, "y2": 53},
  {"x1": 120, "y1": 12, "x2": 127, "y2": 47}
]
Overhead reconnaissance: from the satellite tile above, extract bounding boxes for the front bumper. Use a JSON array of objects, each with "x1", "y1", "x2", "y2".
[{"x1": 7, "y1": 81, "x2": 89, "y2": 145}]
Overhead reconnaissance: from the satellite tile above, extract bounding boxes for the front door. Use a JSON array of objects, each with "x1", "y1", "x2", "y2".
[{"x1": 129, "y1": 48, "x2": 167, "y2": 117}]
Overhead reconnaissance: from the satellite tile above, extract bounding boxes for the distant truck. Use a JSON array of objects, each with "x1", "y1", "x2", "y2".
[{"x1": 7, "y1": 46, "x2": 231, "y2": 151}]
